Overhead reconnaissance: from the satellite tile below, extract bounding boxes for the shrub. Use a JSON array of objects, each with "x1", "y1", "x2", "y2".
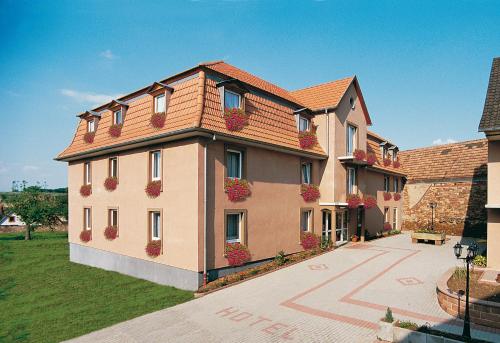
[
  {"x1": 353, "y1": 149, "x2": 366, "y2": 161},
  {"x1": 145, "y1": 240, "x2": 162, "y2": 257},
  {"x1": 320, "y1": 237, "x2": 333, "y2": 250},
  {"x1": 383, "y1": 307, "x2": 394, "y2": 323},
  {"x1": 366, "y1": 153, "x2": 377, "y2": 166},
  {"x1": 80, "y1": 230, "x2": 91, "y2": 242},
  {"x1": 383, "y1": 192, "x2": 392, "y2": 201},
  {"x1": 347, "y1": 194, "x2": 361, "y2": 208},
  {"x1": 396, "y1": 321, "x2": 418, "y2": 330},
  {"x1": 104, "y1": 226, "x2": 118, "y2": 240},
  {"x1": 452, "y1": 266, "x2": 467, "y2": 280},
  {"x1": 383, "y1": 222, "x2": 392, "y2": 231},
  {"x1": 83, "y1": 132, "x2": 95, "y2": 144},
  {"x1": 150, "y1": 112, "x2": 166, "y2": 128},
  {"x1": 145, "y1": 180, "x2": 161, "y2": 198},
  {"x1": 383, "y1": 158, "x2": 391, "y2": 167},
  {"x1": 274, "y1": 250, "x2": 287, "y2": 266},
  {"x1": 224, "y1": 178, "x2": 251, "y2": 202},
  {"x1": 104, "y1": 177, "x2": 118, "y2": 191},
  {"x1": 389, "y1": 229, "x2": 401, "y2": 235},
  {"x1": 393, "y1": 193, "x2": 401, "y2": 201},
  {"x1": 298, "y1": 131, "x2": 317, "y2": 149},
  {"x1": 225, "y1": 242, "x2": 251, "y2": 266},
  {"x1": 300, "y1": 184, "x2": 320, "y2": 202},
  {"x1": 473, "y1": 255, "x2": 487, "y2": 267},
  {"x1": 363, "y1": 195, "x2": 377, "y2": 209},
  {"x1": 108, "y1": 124, "x2": 122, "y2": 137},
  {"x1": 80, "y1": 184, "x2": 92, "y2": 197},
  {"x1": 223, "y1": 107, "x2": 249, "y2": 131},
  {"x1": 300, "y1": 232, "x2": 320, "y2": 250},
  {"x1": 351, "y1": 234, "x2": 359, "y2": 242}
]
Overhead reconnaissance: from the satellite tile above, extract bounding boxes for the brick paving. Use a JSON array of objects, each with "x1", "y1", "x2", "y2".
[{"x1": 66, "y1": 233, "x2": 500, "y2": 343}]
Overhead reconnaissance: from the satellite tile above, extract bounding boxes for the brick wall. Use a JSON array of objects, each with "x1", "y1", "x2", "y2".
[{"x1": 402, "y1": 180, "x2": 487, "y2": 238}]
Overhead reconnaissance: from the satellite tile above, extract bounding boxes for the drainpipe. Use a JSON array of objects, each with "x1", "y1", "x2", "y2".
[
  {"x1": 203, "y1": 134, "x2": 216, "y2": 286},
  {"x1": 325, "y1": 108, "x2": 329, "y2": 156}
]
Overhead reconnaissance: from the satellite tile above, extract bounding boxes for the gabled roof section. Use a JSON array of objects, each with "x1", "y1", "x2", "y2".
[
  {"x1": 366, "y1": 132, "x2": 405, "y2": 176},
  {"x1": 146, "y1": 82, "x2": 174, "y2": 94},
  {"x1": 77, "y1": 110, "x2": 101, "y2": 118},
  {"x1": 479, "y1": 57, "x2": 500, "y2": 132},
  {"x1": 107, "y1": 99, "x2": 129, "y2": 110},
  {"x1": 290, "y1": 76, "x2": 372, "y2": 125}
]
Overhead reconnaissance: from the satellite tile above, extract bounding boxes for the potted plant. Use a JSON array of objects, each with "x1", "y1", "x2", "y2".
[
  {"x1": 80, "y1": 184, "x2": 92, "y2": 197},
  {"x1": 300, "y1": 184, "x2": 320, "y2": 202},
  {"x1": 145, "y1": 240, "x2": 161, "y2": 257},
  {"x1": 366, "y1": 153, "x2": 376, "y2": 166},
  {"x1": 353, "y1": 149, "x2": 366, "y2": 161},
  {"x1": 411, "y1": 228, "x2": 446, "y2": 245},
  {"x1": 104, "y1": 177, "x2": 118, "y2": 191},
  {"x1": 383, "y1": 158, "x2": 392, "y2": 167},
  {"x1": 104, "y1": 226, "x2": 118, "y2": 240},
  {"x1": 150, "y1": 111, "x2": 166, "y2": 128},
  {"x1": 383, "y1": 192, "x2": 392, "y2": 201},
  {"x1": 300, "y1": 232, "x2": 320, "y2": 250},
  {"x1": 351, "y1": 234, "x2": 359, "y2": 242},
  {"x1": 80, "y1": 230, "x2": 91, "y2": 243},
  {"x1": 298, "y1": 131, "x2": 317, "y2": 149},
  {"x1": 108, "y1": 123, "x2": 123, "y2": 137},
  {"x1": 383, "y1": 222, "x2": 392, "y2": 236},
  {"x1": 223, "y1": 107, "x2": 249, "y2": 131},
  {"x1": 145, "y1": 180, "x2": 161, "y2": 198},
  {"x1": 363, "y1": 195, "x2": 377, "y2": 209},
  {"x1": 347, "y1": 194, "x2": 361, "y2": 208},
  {"x1": 225, "y1": 242, "x2": 251, "y2": 266},
  {"x1": 224, "y1": 178, "x2": 251, "y2": 202},
  {"x1": 377, "y1": 307, "x2": 394, "y2": 342},
  {"x1": 393, "y1": 159, "x2": 401, "y2": 168},
  {"x1": 393, "y1": 193, "x2": 401, "y2": 201}
]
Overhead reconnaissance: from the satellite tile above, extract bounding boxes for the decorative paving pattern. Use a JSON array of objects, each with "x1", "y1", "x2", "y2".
[
  {"x1": 307, "y1": 264, "x2": 328, "y2": 270},
  {"x1": 396, "y1": 277, "x2": 424, "y2": 286}
]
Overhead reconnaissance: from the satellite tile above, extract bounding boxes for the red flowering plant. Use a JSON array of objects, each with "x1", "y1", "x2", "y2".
[
  {"x1": 347, "y1": 194, "x2": 362, "y2": 209},
  {"x1": 366, "y1": 153, "x2": 377, "y2": 166},
  {"x1": 300, "y1": 232, "x2": 320, "y2": 250},
  {"x1": 383, "y1": 222, "x2": 392, "y2": 231},
  {"x1": 83, "y1": 132, "x2": 95, "y2": 144},
  {"x1": 225, "y1": 242, "x2": 251, "y2": 266},
  {"x1": 109, "y1": 124, "x2": 122, "y2": 137},
  {"x1": 298, "y1": 131, "x2": 317, "y2": 149},
  {"x1": 363, "y1": 195, "x2": 377, "y2": 209},
  {"x1": 104, "y1": 177, "x2": 118, "y2": 191},
  {"x1": 393, "y1": 193, "x2": 401, "y2": 201},
  {"x1": 383, "y1": 192, "x2": 392, "y2": 201},
  {"x1": 383, "y1": 158, "x2": 392, "y2": 167},
  {"x1": 146, "y1": 240, "x2": 162, "y2": 257},
  {"x1": 224, "y1": 107, "x2": 249, "y2": 131},
  {"x1": 104, "y1": 226, "x2": 118, "y2": 240},
  {"x1": 145, "y1": 180, "x2": 161, "y2": 198},
  {"x1": 80, "y1": 230, "x2": 91, "y2": 243},
  {"x1": 224, "y1": 178, "x2": 251, "y2": 202},
  {"x1": 353, "y1": 149, "x2": 366, "y2": 161},
  {"x1": 300, "y1": 184, "x2": 320, "y2": 202},
  {"x1": 393, "y1": 159, "x2": 401, "y2": 168},
  {"x1": 150, "y1": 112, "x2": 166, "y2": 129},
  {"x1": 80, "y1": 184, "x2": 91, "y2": 197}
]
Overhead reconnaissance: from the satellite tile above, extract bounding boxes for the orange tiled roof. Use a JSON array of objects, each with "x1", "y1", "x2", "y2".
[
  {"x1": 366, "y1": 132, "x2": 406, "y2": 175},
  {"x1": 290, "y1": 77, "x2": 354, "y2": 111},
  {"x1": 399, "y1": 139, "x2": 488, "y2": 182}
]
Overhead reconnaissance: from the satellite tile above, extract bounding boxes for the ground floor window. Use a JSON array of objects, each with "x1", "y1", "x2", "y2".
[
  {"x1": 300, "y1": 209, "x2": 312, "y2": 232},
  {"x1": 384, "y1": 207, "x2": 389, "y2": 224},
  {"x1": 150, "y1": 211, "x2": 161, "y2": 241},
  {"x1": 225, "y1": 211, "x2": 245, "y2": 243},
  {"x1": 109, "y1": 208, "x2": 118, "y2": 227},
  {"x1": 83, "y1": 207, "x2": 91, "y2": 230},
  {"x1": 392, "y1": 208, "x2": 398, "y2": 230}
]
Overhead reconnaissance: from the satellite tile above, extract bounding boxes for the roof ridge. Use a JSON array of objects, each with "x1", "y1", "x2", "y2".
[
  {"x1": 290, "y1": 76, "x2": 355, "y2": 93},
  {"x1": 199, "y1": 60, "x2": 224, "y2": 67},
  {"x1": 399, "y1": 138, "x2": 487, "y2": 153}
]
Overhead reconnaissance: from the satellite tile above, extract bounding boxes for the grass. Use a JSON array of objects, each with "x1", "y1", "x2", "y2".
[{"x1": 0, "y1": 232, "x2": 194, "y2": 343}]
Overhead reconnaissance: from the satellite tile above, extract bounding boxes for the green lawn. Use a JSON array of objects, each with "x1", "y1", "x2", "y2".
[{"x1": 0, "y1": 232, "x2": 194, "y2": 343}]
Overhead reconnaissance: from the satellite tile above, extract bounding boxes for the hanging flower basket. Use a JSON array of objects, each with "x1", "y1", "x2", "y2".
[
  {"x1": 104, "y1": 226, "x2": 118, "y2": 240},
  {"x1": 300, "y1": 184, "x2": 320, "y2": 202},
  {"x1": 347, "y1": 194, "x2": 362, "y2": 208},
  {"x1": 363, "y1": 195, "x2": 377, "y2": 209},
  {"x1": 83, "y1": 132, "x2": 95, "y2": 144},
  {"x1": 383, "y1": 158, "x2": 392, "y2": 167},
  {"x1": 300, "y1": 232, "x2": 320, "y2": 250},
  {"x1": 223, "y1": 108, "x2": 249, "y2": 131},
  {"x1": 109, "y1": 124, "x2": 123, "y2": 137},
  {"x1": 104, "y1": 177, "x2": 118, "y2": 191},
  {"x1": 383, "y1": 222, "x2": 392, "y2": 231},
  {"x1": 366, "y1": 153, "x2": 377, "y2": 166},
  {"x1": 225, "y1": 242, "x2": 251, "y2": 266},
  {"x1": 80, "y1": 185, "x2": 91, "y2": 197},
  {"x1": 383, "y1": 192, "x2": 392, "y2": 201},
  {"x1": 80, "y1": 230, "x2": 91, "y2": 243},
  {"x1": 150, "y1": 112, "x2": 166, "y2": 129},
  {"x1": 298, "y1": 131, "x2": 317, "y2": 149},
  {"x1": 393, "y1": 159, "x2": 400, "y2": 168},
  {"x1": 224, "y1": 178, "x2": 251, "y2": 202},
  {"x1": 145, "y1": 240, "x2": 162, "y2": 257},
  {"x1": 145, "y1": 181, "x2": 161, "y2": 198},
  {"x1": 393, "y1": 193, "x2": 401, "y2": 201},
  {"x1": 353, "y1": 149, "x2": 366, "y2": 161}
]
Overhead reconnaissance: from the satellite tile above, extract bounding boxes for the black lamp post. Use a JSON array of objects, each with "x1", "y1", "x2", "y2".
[
  {"x1": 453, "y1": 241, "x2": 478, "y2": 340},
  {"x1": 429, "y1": 202, "x2": 437, "y2": 231}
]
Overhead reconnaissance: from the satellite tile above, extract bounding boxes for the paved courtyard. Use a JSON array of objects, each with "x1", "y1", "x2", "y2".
[{"x1": 67, "y1": 233, "x2": 500, "y2": 343}]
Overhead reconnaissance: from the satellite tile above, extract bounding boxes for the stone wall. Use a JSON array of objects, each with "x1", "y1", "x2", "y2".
[{"x1": 402, "y1": 180, "x2": 487, "y2": 238}]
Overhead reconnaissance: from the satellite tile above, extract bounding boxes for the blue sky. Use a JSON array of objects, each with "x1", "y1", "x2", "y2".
[{"x1": 0, "y1": 0, "x2": 499, "y2": 191}]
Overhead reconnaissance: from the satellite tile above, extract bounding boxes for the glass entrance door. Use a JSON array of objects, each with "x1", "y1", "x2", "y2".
[
  {"x1": 335, "y1": 211, "x2": 349, "y2": 244},
  {"x1": 322, "y1": 210, "x2": 332, "y2": 242}
]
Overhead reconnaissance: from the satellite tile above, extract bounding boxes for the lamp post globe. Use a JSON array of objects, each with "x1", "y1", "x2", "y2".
[{"x1": 453, "y1": 242, "x2": 462, "y2": 259}]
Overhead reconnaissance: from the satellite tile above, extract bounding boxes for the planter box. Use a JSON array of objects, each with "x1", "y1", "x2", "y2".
[
  {"x1": 377, "y1": 320, "x2": 394, "y2": 342},
  {"x1": 393, "y1": 326, "x2": 462, "y2": 343},
  {"x1": 411, "y1": 232, "x2": 446, "y2": 245}
]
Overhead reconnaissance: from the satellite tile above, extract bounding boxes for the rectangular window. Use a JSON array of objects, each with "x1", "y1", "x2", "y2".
[
  {"x1": 347, "y1": 167, "x2": 356, "y2": 194},
  {"x1": 393, "y1": 177, "x2": 399, "y2": 192},
  {"x1": 154, "y1": 94, "x2": 166, "y2": 113},
  {"x1": 301, "y1": 162, "x2": 312, "y2": 184},
  {"x1": 113, "y1": 110, "x2": 122, "y2": 125},
  {"x1": 384, "y1": 175, "x2": 390, "y2": 192},
  {"x1": 300, "y1": 209, "x2": 312, "y2": 232},
  {"x1": 384, "y1": 207, "x2": 389, "y2": 223},
  {"x1": 150, "y1": 151, "x2": 161, "y2": 181},
  {"x1": 109, "y1": 157, "x2": 118, "y2": 178},
  {"x1": 392, "y1": 208, "x2": 398, "y2": 229},
  {"x1": 226, "y1": 149, "x2": 242, "y2": 179},
  {"x1": 109, "y1": 209, "x2": 118, "y2": 227},
  {"x1": 87, "y1": 120, "x2": 95, "y2": 133},
  {"x1": 226, "y1": 212, "x2": 242, "y2": 243},
  {"x1": 299, "y1": 116, "x2": 310, "y2": 132},
  {"x1": 224, "y1": 90, "x2": 241, "y2": 109},
  {"x1": 381, "y1": 146, "x2": 388, "y2": 159},
  {"x1": 392, "y1": 150, "x2": 398, "y2": 161},
  {"x1": 347, "y1": 124, "x2": 357, "y2": 155},
  {"x1": 150, "y1": 211, "x2": 161, "y2": 240},
  {"x1": 84, "y1": 162, "x2": 91, "y2": 185},
  {"x1": 84, "y1": 208, "x2": 92, "y2": 230}
]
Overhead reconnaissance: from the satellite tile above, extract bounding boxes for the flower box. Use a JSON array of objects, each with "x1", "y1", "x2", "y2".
[
  {"x1": 393, "y1": 193, "x2": 401, "y2": 201},
  {"x1": 300, "y1": 232, "x2": 320, "y2": 250},
  {"x1": 300, "y1": 184, "x2": 320, "y2": 202},
  {"x1": 146, "y1": 240, "x2": 162, "y2": 257},
  {"x1": 366, "y1": 153, "x2": 377, "y2": 166},
  {"x1": 150, "y1": 112, "x2": 166, "y2": 129},
  {"x1": 363, "y1": 195, "x2": 377, "y2": 209},
  {"x1": 80, "y1": 185, "x2": 92, "y2": 197},
  {"x1": 225, "y1": 242, "x2": 251, "y2": 266},
  {"x1": 80, "y1": 230, "x2": 91, "y2": 243},
  {"x1": 298, "y1": 131, "x2": 317, "y2": 149},
  {"x1": 224, "y1": 178, "x2": 251, "y2": 202},
  {"x1": 383, "y1": 222, "x2": 392, "y2": 232},
  {"x1": 383, "y1": 158, "x2": 392, "y2": 167},
  {"x1": 104, "y1": 177, "x2": 118, "y2": 191},
  {"x1": 145, "y1": 180, "x2": 161, "y2": 198},
  {"x1": 353, "y1": 149, "x2": 366, "y2": 161},
  {"x1": 347, "y1": 194, "x2": 361, "y2": 208},
  {"x1": 104, "y1": 226, "x2": 118, "y2": 240},
  {"x1": 393, "y1": 159, "x2": 400, "y2": 168},
  {"x1": 223, "y1": 108, "x2": 249, "y2": 131},
  {"x1": 83, "y1": 132, "x2": 95, "y2": 144},
  {"x1": 411, "y1": 231, "x2": 446, "y2": 245},
  {"x1": 108, "y1": 124, "x2": 123, "y2": 137},
  {"x1": 383, "y1": 192, "x2": 392, "y2": 201}
]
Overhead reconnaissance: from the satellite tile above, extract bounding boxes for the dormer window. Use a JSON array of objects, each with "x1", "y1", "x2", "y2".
[
  {"x1": 224, "y1": 90, "x2": 241, "y2": 109},
  {"x1": 87, "y1": 120, "x2": 95, "y2": 133},
  {"x1": 392, "y1": 150, "x2": 398, "y2": 161},
  {"x1": 381, "y1": 146, "x2": 388, "y2": 159},
  {"x1": 113, "y1": 110, "x2": 123, "y2": 125},
  {"x1": 154, "y1": 93, "x2": 166, "y2": 113},
  {"x1": 299, "y1": 115, "x2": 310, "y2": 132}
]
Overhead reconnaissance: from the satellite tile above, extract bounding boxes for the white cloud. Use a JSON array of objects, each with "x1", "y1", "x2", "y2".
[
  {"x1": 100, "y1": 49, "x2": 116, "y2": 60},
  {"x1": 432, "y1": 138, "x2": 457, "y2": 145},
  {"x1": 60, "y1": 89, "x2": 121, "y2": 104},
  {"x1": 23, "y1": 165, "x2": 40, "y2": 172}
]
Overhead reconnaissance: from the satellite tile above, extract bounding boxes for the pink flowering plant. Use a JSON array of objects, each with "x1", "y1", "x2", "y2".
[
  {"x1": 393, "y1": 159, "x2": 401, "y2": 168},
  {"x1": 83, "y1": 132, "x2": 95, "y2": 144},
  {"x1": 225, "y1": 242, "x2": 251, "y2": 266},
  {"x1": 383, "y1": 158, "x2": 392, "y2": 167},
  {"x1": 150, "y1": 112, "x2": 166, "y2": 129},
  {"x1": 80, "y1": 184, "x2": 91, "y2": 197},
  {"x1": 298, "y1": 131, "x2": 317, "y2": 149},
  {"x1": 146, "y1": 240, "x2": 162, "y2": 257},
  {"x1": 104, "y1": 177, "x2": 118, "y2": 191},
  {"x1": 109, "y1": 124, "x2": 122, "y2": 137},
  {"x1": 393, "y1": 193, "x2": 401, "y2": 201},
  {"x1": 366, "y1": 153, "x2": 377, "y2": 166},
  {"x1": 80, "y1": 230, "x2": 91, "y2": 243},
  {"x1": 363, "y1": 195, "x2": 377, "y2": 209},
  {"x1": 383, "y1": 192, "x2": 392, "y2": 201},
  {"x1": 300, "y1": 232, "x2": 320, "y2": 250},
  {"x1": 224, "y1": 178, "x2": 251, "y2": 202},
  {"x1": 104, "y1": 226, "x2": 118, "y2": 240},
  {"x1": 383, "y1": 222, "x2": 392, "y2": 231},
  {"x1": 145, "y1": 181, "x2": 161, "y2": 198},
  {"x1": 347, "y1": 194, "x2": 362, "y2": 209},
  {"x1": 300, "y1": 184, "x2": 320, "y2": 202},
  {"x1": 224, "y1": 107, "x2": 249, "y2": 131},
  {"x1": 353, "y1": 149, "x2": 366, "y2": 161}
]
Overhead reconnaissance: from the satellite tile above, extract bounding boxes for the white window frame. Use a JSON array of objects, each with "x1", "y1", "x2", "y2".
[
  {"x1": 384, "y1": 175, "x2": 390, "y2": 192},
  {"x1": 392, "y1": 150, "x2": 398, "y2": 162},
  {"x1": 109, "y1": 209, "x2": 118, "y2": 227},
  {"x1": 109, "y1": 157, "x2": 118, "y2": 178},
  {"x1": 384, "y1": 207, "x2": 390, "y2": 223},
  {"x1": 227, "y1": 149, "x2": 242, "y2": 179},
  {"x1": 347, "y1": 124, "x2": 357, "y2": 155},
  {"x1": 154, "y1": 93, "x2": 166, "y2": 113},
  {"x1": 84, "y1": 208, "x2": 91, "y2": 230},
  {"x1": 226, "y1": 212, "x2": 242, "y2": 243},
  {"x1": 298, "y1": 115, "x2": 310, "y2": 132},
  {"x1": 301, "y1": 209, "x2": 312, "y2": 232},
  {"x1": 393, "y1": 177, "x2": 398, "y2": 192},
  {"x1": 151, "y1": 151, "x2": 161, "y2": 181},
  {"x1": 301, "y1": 162, "x2": 312, "y2": 184},
  {"x1": 113, "y1": 110, "x2": 122, "y2": 125},
  {"x1": 347, "y1": 167, "x2": 356, "y2": 194},
  {"x1": 84, "y1": 162, "x2": 91, "y2": 185},
  {"x1": 87, "y1": 120, "x2": 95, "y2": 133},
  {"x1": 224, "y1": 89, "x2": 241, "y2": 109},
  {"x1": 392, "y1": 208, "x2": 398, "y2": 230},
  {"x1": 151, "y1": 211, "x2": 161, "y2": 241}
]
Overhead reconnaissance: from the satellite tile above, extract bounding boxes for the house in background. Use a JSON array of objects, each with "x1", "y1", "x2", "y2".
[
  {"x1": 478, "y1": 57, "x2": 500, "y2": 269},
  {"x1": 0, "y1": 213, "x2": 26, "y2": 227},
  {"x1": 56, "y1": 61, "x2": 404, "y2": 290}
]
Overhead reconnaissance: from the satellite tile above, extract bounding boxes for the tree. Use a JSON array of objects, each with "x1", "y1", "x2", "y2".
[{"x1": 8, "y1": 186, "x2": 62, "y2": 240}]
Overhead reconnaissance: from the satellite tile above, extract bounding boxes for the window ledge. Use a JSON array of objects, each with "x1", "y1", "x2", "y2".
[
  {"x1": 485, "y1": 204, "x2": 500, "y2": 209},
  {"x1": 338, "y1": 156, "x2": 367, "y2": 165}
]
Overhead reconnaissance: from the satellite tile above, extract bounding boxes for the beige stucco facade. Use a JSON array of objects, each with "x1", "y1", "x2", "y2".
[{"x1": 486, "y1": 139, "x2": 500, "y2": 268}]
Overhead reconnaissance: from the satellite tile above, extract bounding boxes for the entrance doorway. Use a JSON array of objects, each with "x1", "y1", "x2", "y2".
[
  {"x1": 322, "y1": 210, "x2": 332, "y2": 242},
  {"x1": 335, "y1": 210, "x2": 349, "y2": 244}
]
